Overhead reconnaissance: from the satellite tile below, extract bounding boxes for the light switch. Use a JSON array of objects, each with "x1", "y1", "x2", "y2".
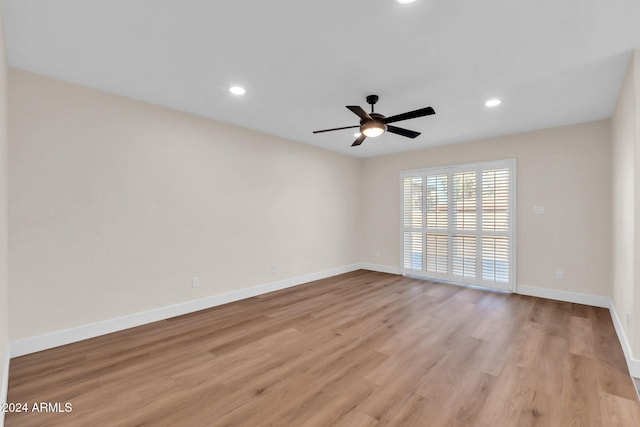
[{"x1": 533, "y1": 206, "x2": 545, "y2": 215}]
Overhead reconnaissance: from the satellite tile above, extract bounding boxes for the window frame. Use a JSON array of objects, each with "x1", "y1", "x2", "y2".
[{"x1": 399, "y1": 159, "x2": 516, "y2": 292}]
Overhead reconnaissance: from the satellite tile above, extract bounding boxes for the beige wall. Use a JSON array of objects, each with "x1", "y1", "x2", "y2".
[
  {"x1": 8, "y1": 69, "x2": 360, "y2": 340},
  {"x1": 361, "y1": 120, "x2": 612, "y2": 297},
  {"x1": 6, "y1": 66, "x2": 617, "y2": 350},
  {"x1": 0, "y1": 2, "x2": 10, "y2": 409},
  {"x1": 611, "y1": 51, "x2": 636, "y2": 354},
  {"x1": 612, "y1": 49, "x2": 640, "y2": 358},
  {"x1": 634, "y1": 50, "x2": 640, "y2": 364}
]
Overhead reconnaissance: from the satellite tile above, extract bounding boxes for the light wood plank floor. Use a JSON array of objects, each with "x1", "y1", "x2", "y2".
[{"x1": 6, "y1": 270, "x2": 640, "y2": 426}]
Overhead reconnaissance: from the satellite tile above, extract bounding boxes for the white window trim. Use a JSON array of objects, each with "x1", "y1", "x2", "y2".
[{"x1": 399, "y1": 159, "x2": 517, "y2": 292}]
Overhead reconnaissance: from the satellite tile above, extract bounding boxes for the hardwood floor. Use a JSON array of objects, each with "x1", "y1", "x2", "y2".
[{"x1": 6, "y1": 270, "x2": 640, "y2": 426}]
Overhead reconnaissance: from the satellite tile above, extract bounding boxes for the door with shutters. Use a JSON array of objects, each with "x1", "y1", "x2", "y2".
[{"x1": 400, "y1": 160, "x2": 515, "y2": 291}]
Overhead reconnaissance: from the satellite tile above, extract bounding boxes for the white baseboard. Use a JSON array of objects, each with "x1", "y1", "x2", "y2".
[
  {"x1": 364, "y1": 269, "x2": 612, "y2": 308},
  {"x1": 10, "y1": 264, "x2": 360, "y2": 357},
  {"x1": 358, "y1": 263, "x2": 401, "y2": 275},
  {"x1": 516, "y1": 284, "x2": 610, "y2": 308},
  {"x1": 10, "y1": 264, "x2": 640, "y2": 384},
  {"x1": 1, "y1": 344, "x2": 10, "y2": 427},
  {"x1": 516, "y1": 285, "x2": 640, "y2": 378},
  {"x1": 609, "y1": 301, "x2": 640, "y2": 378}
]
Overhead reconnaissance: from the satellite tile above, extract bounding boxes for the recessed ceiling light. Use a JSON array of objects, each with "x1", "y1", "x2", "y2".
[
  {"x1": 485, "y1": 98, "x2": 502, "y2": 107},
  {"x1": 229, "y1": 86, "x2": 246, "y2": 95},
  {"x1": 396, "y1": 0, "x2": 416, "y2": 4}
]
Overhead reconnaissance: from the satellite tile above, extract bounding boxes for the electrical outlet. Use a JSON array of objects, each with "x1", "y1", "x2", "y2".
[
  {"x1": 192, "y1": 276, "x2": 200, "y2": 288},
  {"x1": 271, "y1": 264, "x2": 277, "y2": 274},
  {"x1": 555, "y1": 270, "x2": 564, "y2": 280}
]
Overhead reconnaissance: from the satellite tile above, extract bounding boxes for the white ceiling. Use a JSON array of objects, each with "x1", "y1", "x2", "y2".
[{"x1": 3, "y1": 0, "x2": 640, "y2": 158}]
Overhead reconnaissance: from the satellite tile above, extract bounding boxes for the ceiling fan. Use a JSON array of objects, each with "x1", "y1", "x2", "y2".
[{"x1": 313, "y1": 95, "x2": 436, "y2": 147}]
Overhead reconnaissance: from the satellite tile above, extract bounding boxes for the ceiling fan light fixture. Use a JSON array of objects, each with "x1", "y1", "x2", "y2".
[
  {"x1": 229, "y1": 86, "x2": 246, "y2": 95},
  {"x1": 362, "y1": 122, "x2": 386, "y2": 138}
]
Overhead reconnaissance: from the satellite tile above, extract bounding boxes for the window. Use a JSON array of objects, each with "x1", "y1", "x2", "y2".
[{"x1": 400, "y1": 160, "x2": 515, "y2": 291}]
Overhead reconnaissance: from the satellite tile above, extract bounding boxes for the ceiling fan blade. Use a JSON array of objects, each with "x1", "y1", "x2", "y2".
[
  {"x1": 387, "y1": 125, "x2": 421, "y2": 139},
  {"x1": 383, "y1": 107, "x2": 435, "y2": 124},
  {"x1": 313, "y1": 125, "x2": 360, "y2": 134},
  {"x1": 346, "y1": 105, "x2": 372, "y2": 121},
  {"x1": 351, "y1": 134, "x2": 367, "y2": 147}
]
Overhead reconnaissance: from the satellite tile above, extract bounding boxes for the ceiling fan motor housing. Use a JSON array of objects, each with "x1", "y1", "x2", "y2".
[
  {"x1": 361, "y1": 112, "x2": 387, "y2": 137},
  {"x1": 360, "y1": 112, "x2": 387, "y2": 132}
]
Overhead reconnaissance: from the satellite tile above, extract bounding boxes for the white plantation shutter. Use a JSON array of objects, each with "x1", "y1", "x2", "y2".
[
  {"x1": 426, "y1": 234, "x2": 448, "y2": 274},
  {"x1": 402, "y1": 177, "x2": 424, "y2": 271},
  {"x1": 453, "y1": 172, "x2": 477, "y2": 230},
  {"x1": 403, "y1": 177, "x2": 423, "y2": 229},
  {"x1": 482, "y1": 169, "x2": 510, "y2": 231},
  {"x1": 426, "y1": 175, "x2": 448, "y2": 229},
  {"x1": 482, "y1": 236, "x2": 509, "y2": 283},
  {"x1": 400, "y1": 160, "x2": 515, "y2": 291},
  {"x1": 481, "y1": 168, "x2": 511, "y2": 284},
  {"x1": 403, "y1": 232, "x2": 423, "y2": 270},
  {"x1": 425, "y1": 174, "x2": 449, "y2": 275},
  {"x1": 452, "y1": 234, "x2": 477, "y2": 278}
]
